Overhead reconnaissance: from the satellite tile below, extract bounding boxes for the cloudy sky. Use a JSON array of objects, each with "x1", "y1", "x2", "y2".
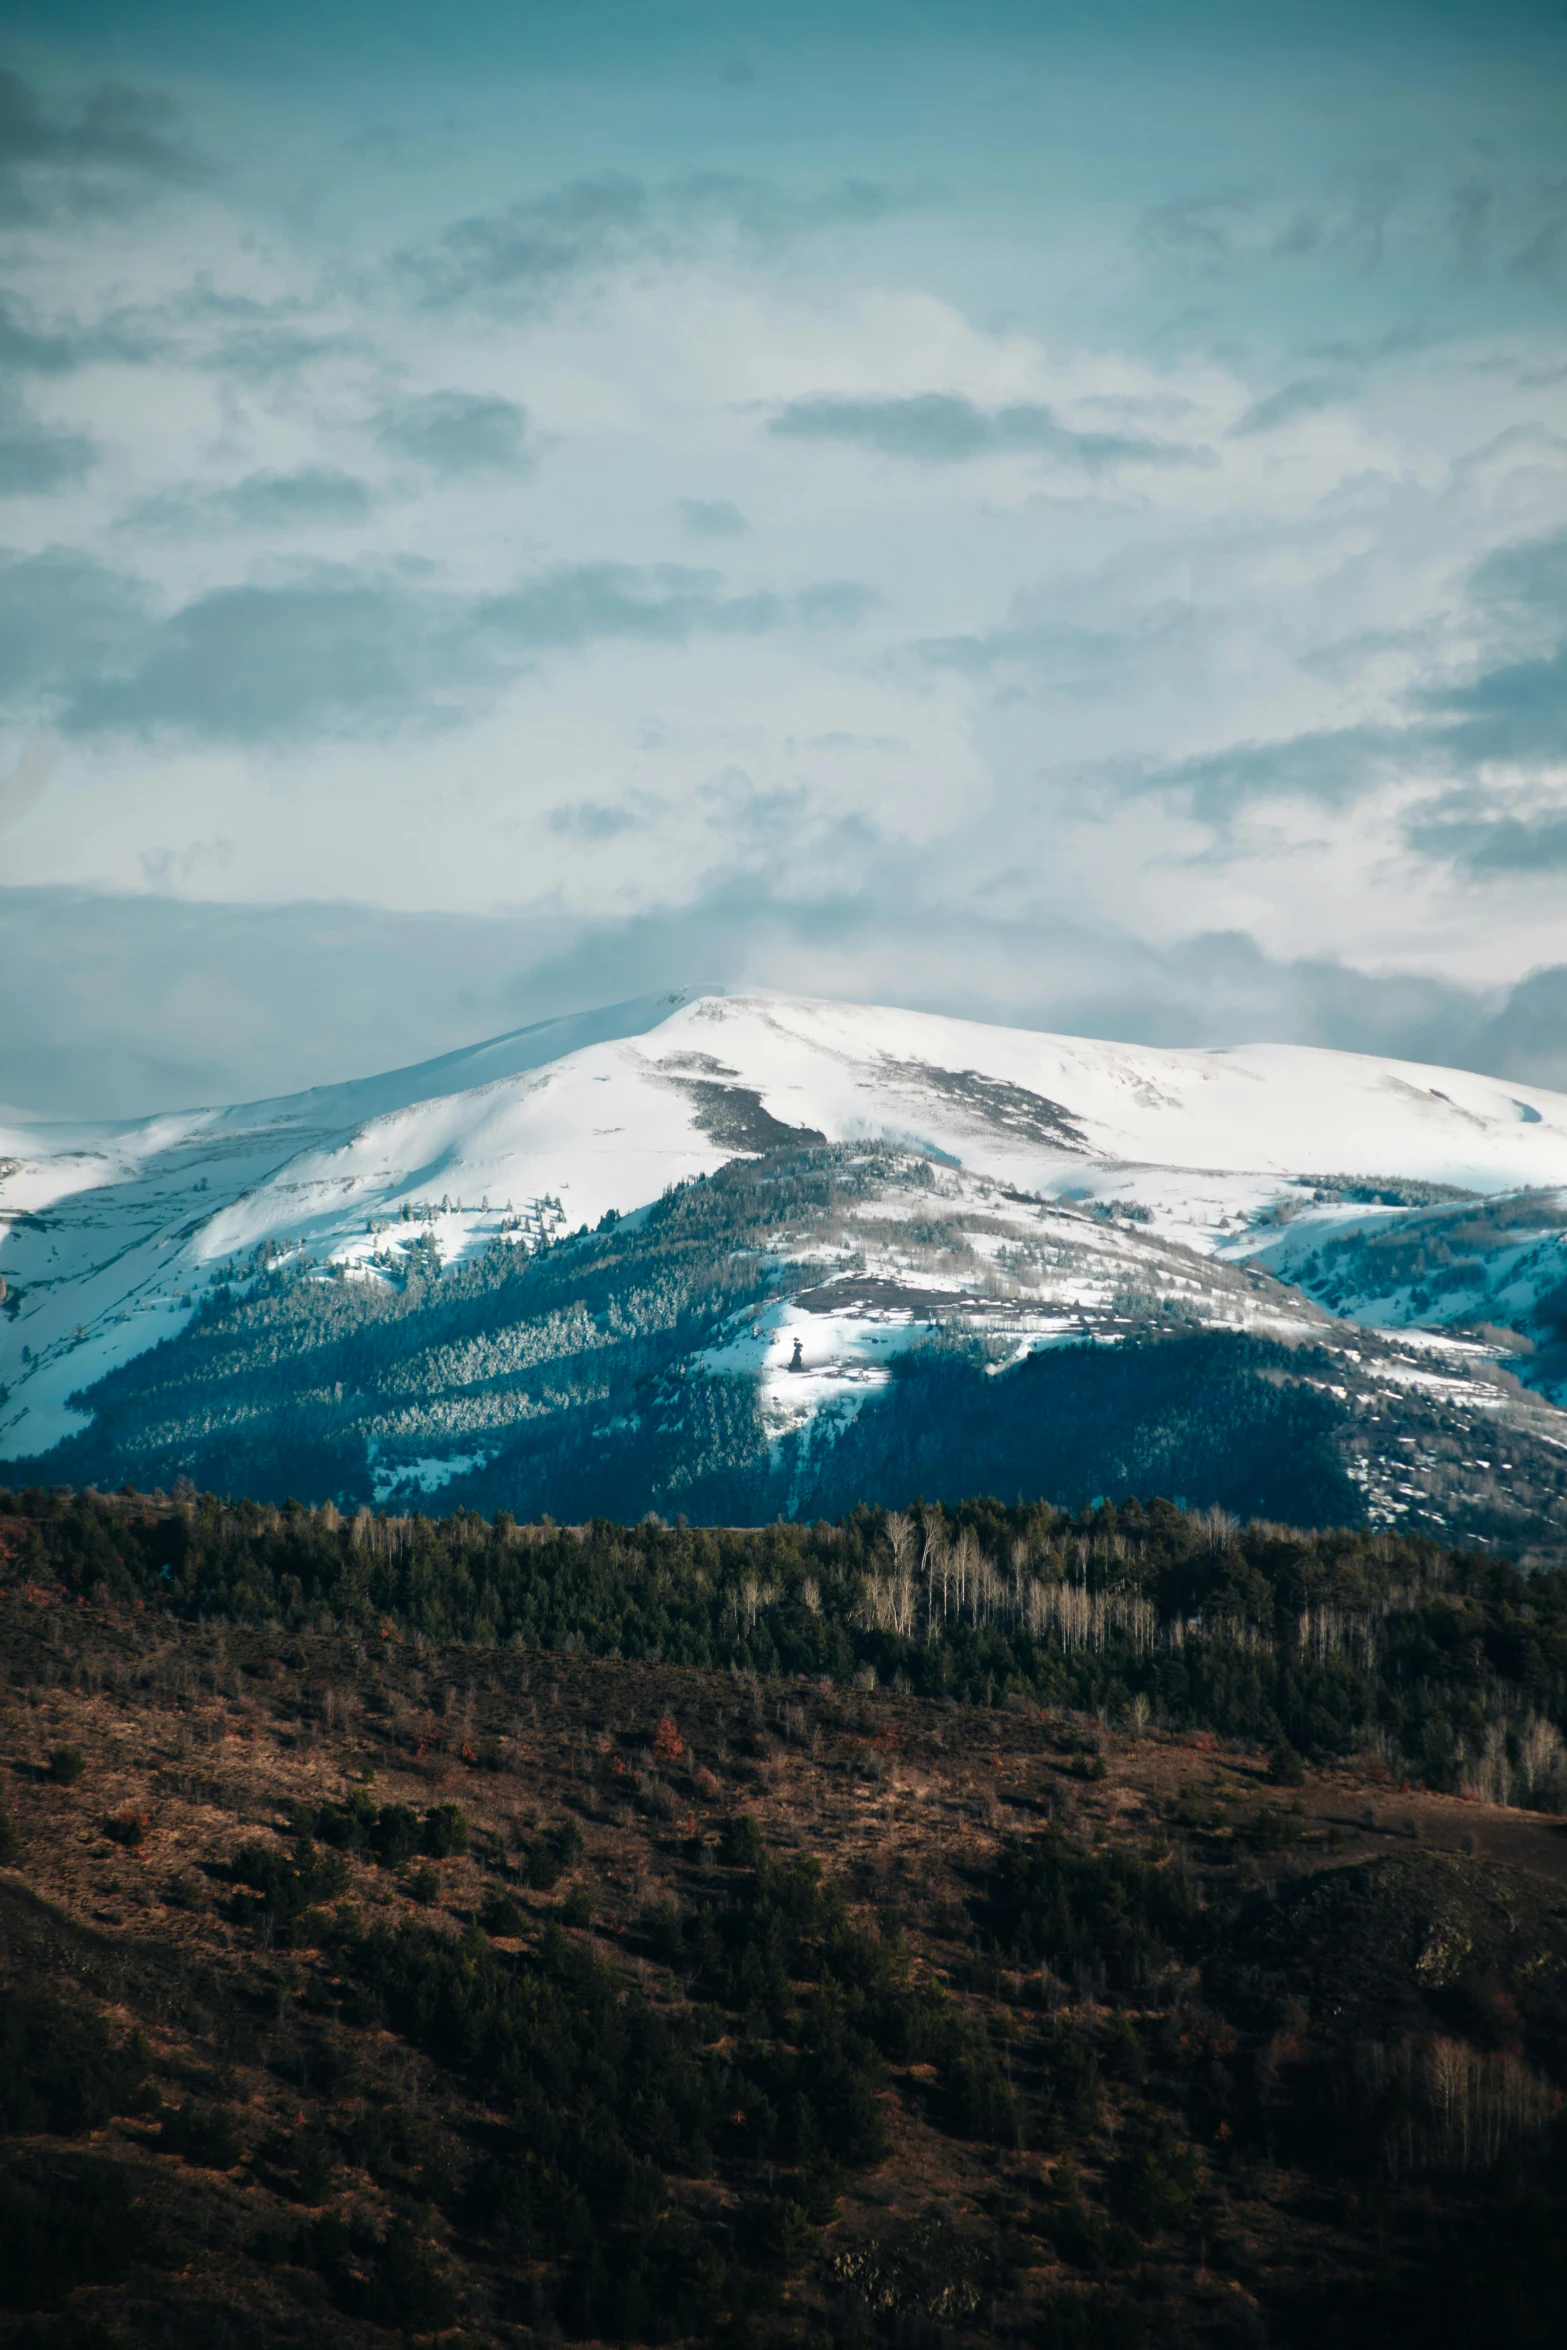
[{"x1": 1, "y1": 0, "x2": 1565, "y2": 1115}]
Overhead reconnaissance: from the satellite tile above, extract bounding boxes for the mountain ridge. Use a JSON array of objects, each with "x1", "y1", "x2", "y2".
[{"x1": 2, "y1": 991, "x2": 1565, "y2": 1546}]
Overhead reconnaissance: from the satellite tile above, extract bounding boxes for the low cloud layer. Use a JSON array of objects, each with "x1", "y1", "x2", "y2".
[{"x1": 4, "y1": 881, "x2": 1566, "y2": 1123}]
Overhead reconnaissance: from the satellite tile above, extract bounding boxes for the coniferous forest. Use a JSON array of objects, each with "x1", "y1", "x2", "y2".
[
  {"x1": 2, "y1": 1484, "x2": 1567, "y2": 2348},
  {"x1": 12, "y1": 1145, "x2": 1565, "y2": 1562},
  {"x1": 7, "y1": 1483, "x2": 1567, "y2": 1800}
]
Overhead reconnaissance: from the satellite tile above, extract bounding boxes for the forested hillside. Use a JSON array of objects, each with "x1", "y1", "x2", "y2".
[
  {"x1": 10, "y1": 1143, "x2": 1567, "y2": 1558},
  {"x1": 2, "y1": 1569, "x2": 1566, "y2": 2348},
  {"x1": 6, "y1": 1485, "x2": 1566, "y2": 1806}
]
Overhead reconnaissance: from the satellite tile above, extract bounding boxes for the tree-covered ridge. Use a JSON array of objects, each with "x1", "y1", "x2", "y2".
[
  {"x1": 4, "y1": 1587, "x2": 1567, "y2": 2348},
  {"x1": 25, "y1": 1140, "x2": 819, "y2": 1508},
  {"x1": 5, "y1": 1485, "x2": 1566, "y2": 1806},
  {"x1": 12, "y1": 1137, "x2": 1566, "y2": 1553}
]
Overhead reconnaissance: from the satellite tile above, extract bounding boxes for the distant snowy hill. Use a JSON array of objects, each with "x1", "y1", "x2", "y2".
[{"x1": 3, "y1": 991, "x2": 1565, "y2": 1549}]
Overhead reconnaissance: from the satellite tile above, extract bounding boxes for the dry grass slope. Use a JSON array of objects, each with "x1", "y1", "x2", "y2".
[{"x1": 2, "y1": 1594, "x2": 1567, "y2": 2349}]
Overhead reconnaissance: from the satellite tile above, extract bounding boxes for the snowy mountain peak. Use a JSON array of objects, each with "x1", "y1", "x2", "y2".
[{"x1": 3, "y1": 991, "x2": 1566, "y2": 1495}]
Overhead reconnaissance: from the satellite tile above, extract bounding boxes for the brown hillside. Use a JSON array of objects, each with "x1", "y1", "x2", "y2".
[{"x1": 2, "y1": 1597, "x2": 1566, "y2": 2348}]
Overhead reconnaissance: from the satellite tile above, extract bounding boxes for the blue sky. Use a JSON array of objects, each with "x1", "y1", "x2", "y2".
[{"x1": 1, "y1": 0, "x2": 1566, "y2": 1113}]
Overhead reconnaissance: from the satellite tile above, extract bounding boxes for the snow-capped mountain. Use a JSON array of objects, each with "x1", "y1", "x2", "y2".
[{"x1": 3, "y1": 991, "x2": 1566, "y2": 1549}]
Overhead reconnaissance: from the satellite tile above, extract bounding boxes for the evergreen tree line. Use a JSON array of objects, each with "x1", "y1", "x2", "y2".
[{"x1": 5, "y1": 1482, "x2": 1566, "y2": 1801}]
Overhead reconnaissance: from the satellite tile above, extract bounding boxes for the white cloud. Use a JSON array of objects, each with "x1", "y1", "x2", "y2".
[{"x1": 0, "y1": 38, "x2": 1564, "y2": 1109}]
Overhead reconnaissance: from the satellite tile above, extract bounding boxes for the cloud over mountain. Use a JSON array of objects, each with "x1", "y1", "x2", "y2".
[{"x1": 0, "y1": 8, "x2": 1562, "y2": 1112}]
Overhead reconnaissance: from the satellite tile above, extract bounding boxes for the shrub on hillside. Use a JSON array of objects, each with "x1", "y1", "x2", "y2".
[
  {"x1": 420, "y1": 1802, "x2": 468, "y2": 1858},
  {"x1": 0, "y1": 1997, "x2": 150, "y2": 2138},
  {"x1": 160, "y1": 2102, "x2": 243, "y2": 2172},
  {"x1": 0, "y1": 2163, "x2": 153, "y2": 2312}
]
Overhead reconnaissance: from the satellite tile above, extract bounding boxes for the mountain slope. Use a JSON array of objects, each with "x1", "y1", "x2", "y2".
[{"x1": 3, "y1": 992, "x2": 1565, "y2": 1547}]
